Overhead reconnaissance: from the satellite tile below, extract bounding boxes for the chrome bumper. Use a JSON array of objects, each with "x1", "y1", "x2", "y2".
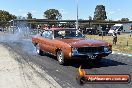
[{"x1": 71, "y1": 51, "x2": 112, "y2": 59}]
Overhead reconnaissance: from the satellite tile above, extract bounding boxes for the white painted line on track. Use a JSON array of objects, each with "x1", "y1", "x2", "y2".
[{"x1": 112, "y1": 51, "x2": 132, "y2": 57}]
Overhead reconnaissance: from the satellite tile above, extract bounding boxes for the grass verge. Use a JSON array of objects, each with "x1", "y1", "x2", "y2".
[{"x1": 86, "y1": 33, "x2": 132, "y2": 54}]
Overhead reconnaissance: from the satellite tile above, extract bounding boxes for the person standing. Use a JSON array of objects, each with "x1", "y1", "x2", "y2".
[
  {"x1": 112, "y1": 30, "x2": 117, "y2": 45},
  {"x1": 130, "y1": 25, "x2": 132, "y2": 37}
]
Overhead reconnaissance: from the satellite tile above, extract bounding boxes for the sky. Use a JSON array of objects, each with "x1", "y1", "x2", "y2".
[{"x1": 0, "y1": 0, "x2": 132, "y2": 20}]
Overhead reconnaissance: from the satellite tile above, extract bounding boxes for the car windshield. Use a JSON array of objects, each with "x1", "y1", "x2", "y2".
[{"x1": 54, "y1": 29, "x2": 84, "y2": 38}]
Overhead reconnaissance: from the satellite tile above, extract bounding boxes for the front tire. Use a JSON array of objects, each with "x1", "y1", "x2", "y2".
[
  {"x1": 36, "y1": 44, "x2": 43, "y2": 55},
  {"x1": 57, "y1": 50, "x2": 65, "y2": 65}
]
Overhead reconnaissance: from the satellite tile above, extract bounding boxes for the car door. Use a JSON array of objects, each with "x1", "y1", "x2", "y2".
[{"x1": 40, "y1": 30, "x2": 55, "y2": 55}]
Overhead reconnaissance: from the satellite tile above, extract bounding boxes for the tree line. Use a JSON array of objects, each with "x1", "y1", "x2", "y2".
[{"x1": 0, "y1": 5, "x2": 130, "y2": 27}]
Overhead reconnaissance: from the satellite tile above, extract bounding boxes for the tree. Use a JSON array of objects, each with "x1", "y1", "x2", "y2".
[
  {"x1": 120, "y1": 18, "x2": 129, "y2": 21},
  {"x1": 17, "y1": 16, "x2": 26, "y2": 20},
  {"x1": 0, "y1": 10, "x2": 16, "y2": 27},
  {"x1": 17, "y1": 16, "x2": 23, "y2": 20},
  {"x1": 44, "y1": 9, "x2": 62, "y2": 20},
  {"x1": 27, "y1": 12, "x2": 32, "y2": 19},
  {"x1": 0, "y1": 10, "x2": 16, "y2": 22},
  {"x1": 88, "y1": 16, "x2": 92, "y2": 20},
  {"x1": 93, "y1": 5, "x2": 107, "y2": 20}
]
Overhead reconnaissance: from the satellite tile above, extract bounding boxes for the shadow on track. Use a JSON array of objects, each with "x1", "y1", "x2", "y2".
[
  {"x1": 40, "y1": 52, "x2": 127, "y2": 69},
  {"x1": 63, "y1": 58, "x2": 127, "y2": 69}
]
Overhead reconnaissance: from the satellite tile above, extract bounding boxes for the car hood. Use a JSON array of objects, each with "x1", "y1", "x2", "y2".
[{"x1": 56, "y1": 38, "x2": 109, "y2": 47}]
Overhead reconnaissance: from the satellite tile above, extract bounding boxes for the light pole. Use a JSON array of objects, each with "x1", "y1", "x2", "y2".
[{"x1": 76, "y1": 0, "x2": 79, "y2": 29}]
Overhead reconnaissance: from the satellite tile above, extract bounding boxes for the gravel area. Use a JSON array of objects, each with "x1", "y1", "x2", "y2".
[{"x1": 0, "y1": 44, "x2": 61, "y2": 88}]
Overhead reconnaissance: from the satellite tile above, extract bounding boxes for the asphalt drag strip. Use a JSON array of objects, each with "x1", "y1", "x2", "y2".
[{"x1": 1, "y1": 40, "x2": 132, "y2": 88}]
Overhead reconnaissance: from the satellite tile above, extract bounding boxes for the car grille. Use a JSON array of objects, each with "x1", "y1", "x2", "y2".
[{"x1": 77, "y1": 46, "x2": 104, "y2": 54}]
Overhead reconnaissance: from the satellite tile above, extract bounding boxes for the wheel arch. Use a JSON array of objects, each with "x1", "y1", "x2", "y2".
[
  {"x1": 33, "y1": 42, "x2": 38, "y2": 46},
  {"x1": 55, "y1": 48, "x2": 62, "y2": 55}
]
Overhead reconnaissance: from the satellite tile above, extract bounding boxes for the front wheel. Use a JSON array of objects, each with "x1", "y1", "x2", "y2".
[{"x1": 57, "y1": 50, "x2": 65, "y2": 65}]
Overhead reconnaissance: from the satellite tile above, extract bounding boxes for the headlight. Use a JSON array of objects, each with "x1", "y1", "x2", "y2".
[
  {"x1": 104, "y1": 46, "x2": 110, "y2": 52},
  {"x1": 72, "y1": 47, "x2": 78, "y2": 55}
]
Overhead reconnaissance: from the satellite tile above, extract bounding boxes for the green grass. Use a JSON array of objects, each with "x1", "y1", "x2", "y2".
[{"x1": 86, "y1": 33, "x2": 132, "y2": 54}]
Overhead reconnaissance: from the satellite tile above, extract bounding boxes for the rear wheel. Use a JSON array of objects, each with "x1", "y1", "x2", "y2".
[
  {"x1": 36, "y1": 44, "x2": 43, "y2": 55},
  {"x1": 57, "y1": 50, "x2": 65, "y2": 65}
]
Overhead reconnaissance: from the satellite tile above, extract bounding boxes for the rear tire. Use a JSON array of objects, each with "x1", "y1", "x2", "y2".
[
  {"x1": 36, "y1": 44, "x2": 43, "y2": 55},
  {"x1": 57, "y1": 50, "x2": 65, "y2": 65}
]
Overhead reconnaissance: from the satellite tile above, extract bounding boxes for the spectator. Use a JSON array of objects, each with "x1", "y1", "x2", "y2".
[
  {"x1": 37, "y1": 25, "x2": 41, "y2": 29},
  {"x1": 130, "y1": 25, "x2": 132, "y2": 37},
  {"x1": 52, "y1": 25, "x2": 55, "y2": 28},
  {"x1": 112, "y1": 30, "x2": 117, "y2": 45}
]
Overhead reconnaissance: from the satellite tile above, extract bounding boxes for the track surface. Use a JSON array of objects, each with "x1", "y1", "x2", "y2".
[{"x1": 2, "y1": 39, "x2": 132, "y2": 88}]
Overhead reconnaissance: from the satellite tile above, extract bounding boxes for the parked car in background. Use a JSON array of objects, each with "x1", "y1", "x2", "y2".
[
  {"x1": 32, "y1": 28, "x2": 112, "y2": 65},
  {"x1": 82, "y1": 27, "x2": 98, "y2": 35},
  {"x1": 108, "y1": 24, "x2": 123, "y2": 35},
  {"x1": 108, "y1": 24, "x2": 132, "y2": 35},
  {"x1": 98, "y1": 25, "x2": 111, "y2": 36}
]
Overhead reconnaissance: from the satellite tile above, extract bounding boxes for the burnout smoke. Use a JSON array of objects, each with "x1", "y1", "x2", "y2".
[
  {"x1": 0, "y1": 21, "x2": 37, "y2": 55},
  {"x1": 0, "y1": 21, "x2": 30, "y2": 43}
]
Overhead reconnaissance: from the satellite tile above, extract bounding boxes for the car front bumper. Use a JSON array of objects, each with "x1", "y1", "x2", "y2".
[{"x1": 71, "y1": 51, "x2": 112, "y2": 59}]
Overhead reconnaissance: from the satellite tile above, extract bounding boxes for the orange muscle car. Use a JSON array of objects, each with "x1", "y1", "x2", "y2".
[{"x1": 32, "y1": 28, "x2": 112, "y2": 65}]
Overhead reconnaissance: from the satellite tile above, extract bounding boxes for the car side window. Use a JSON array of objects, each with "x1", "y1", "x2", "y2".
[{"x1": 42, "y1": 30, "x2": 53, "y2": 39}]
